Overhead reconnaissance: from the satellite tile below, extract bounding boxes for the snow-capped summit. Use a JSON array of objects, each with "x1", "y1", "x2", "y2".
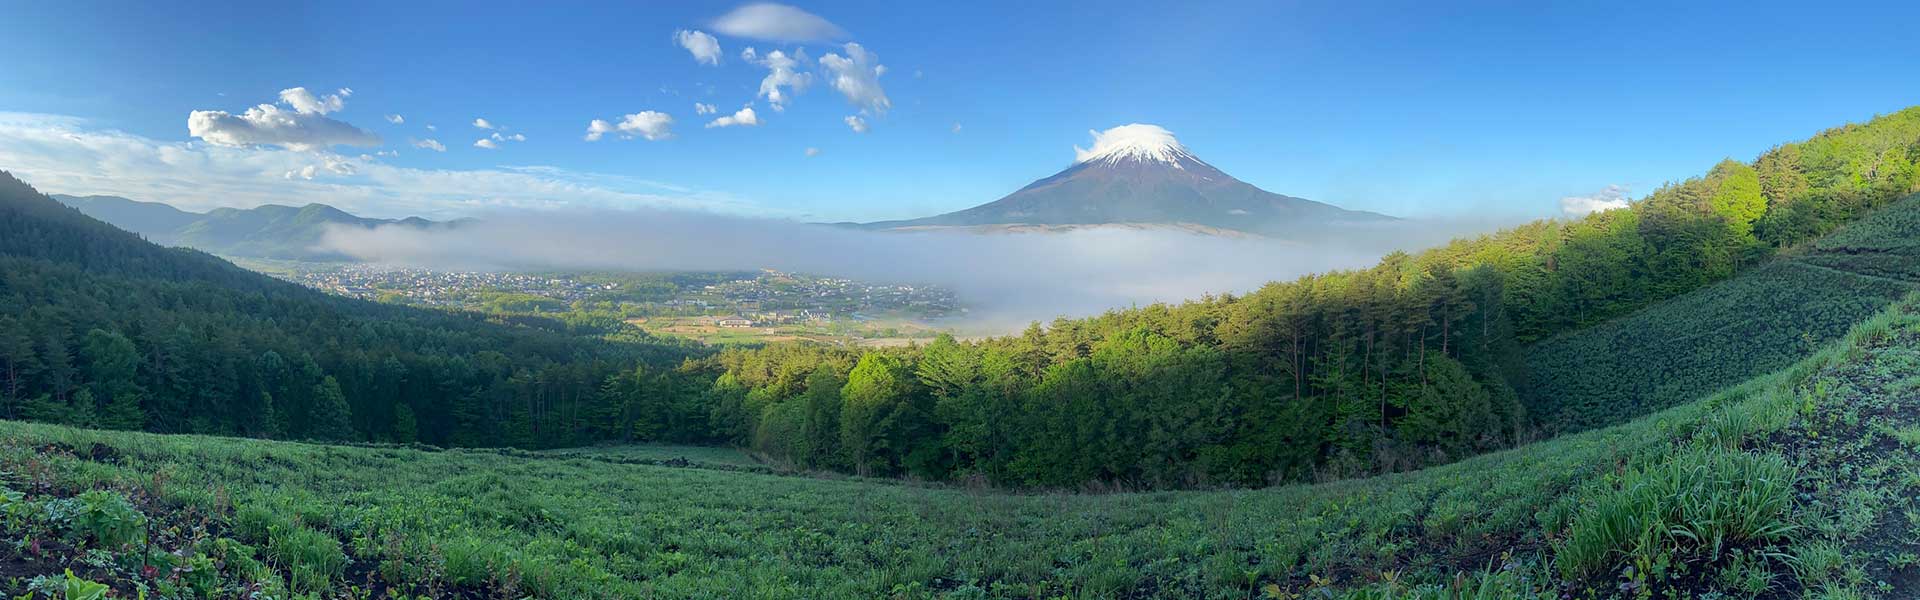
[
  {"x1": 862, "y1": 123, "x2": 1394, "y2": 237},
  {"x1": 1072, "y1": 124, "x2": 1198, "y2": 168}
]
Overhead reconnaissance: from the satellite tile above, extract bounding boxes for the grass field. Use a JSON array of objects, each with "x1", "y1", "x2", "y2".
[
  {"x1": 628, "y1": 314, "x2": 947, "y2": 346},
  {"x1": 531, "y1": 442, "x2": 764, "y2": 468},
  {"x1": 1523, "y1": 192, "x2": 1920, "y2": 434},
  {"x1": 12, "y1": 296, "x2": 1920, "y2": 598}
]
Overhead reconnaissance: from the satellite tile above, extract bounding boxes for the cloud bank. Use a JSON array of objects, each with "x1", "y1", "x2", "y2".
[
  {"x1": 315, "y1": 211, "x2": 1478, "y2": 332},
  {"x1": 0, "y1": 112, "x2": 758, "y2": 217}
]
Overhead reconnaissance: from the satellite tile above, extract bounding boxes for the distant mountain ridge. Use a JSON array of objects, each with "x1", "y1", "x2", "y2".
[
  {"x1": 862, "y1": 124, "x2": 1394, "y2": 237},
  {"x1": 53, "y1": 194, "x2": 458, "y2": 260}
]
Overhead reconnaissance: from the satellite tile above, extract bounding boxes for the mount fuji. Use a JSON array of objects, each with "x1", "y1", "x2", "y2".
[{"x1": 862, "y1": 124, "x2": 1394, "y2": 237}]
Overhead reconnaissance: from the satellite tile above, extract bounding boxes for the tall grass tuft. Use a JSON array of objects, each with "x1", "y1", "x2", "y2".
[{"x1": 1557, "y1": 446, "x2": 1798, "y2": 578}]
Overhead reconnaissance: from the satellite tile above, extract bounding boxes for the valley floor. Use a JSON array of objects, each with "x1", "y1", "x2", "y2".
[{"x1": 13, "y1": 297, "x2": 1920, "y2": 598}]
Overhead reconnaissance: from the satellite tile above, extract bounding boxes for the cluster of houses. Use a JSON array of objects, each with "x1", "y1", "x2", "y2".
[
  {"x1": 713, "y1": 309, "x2": 829, "y2": 329},
  {"x1": 285, "y1": 265, "x2": 612, "y2": 306}
]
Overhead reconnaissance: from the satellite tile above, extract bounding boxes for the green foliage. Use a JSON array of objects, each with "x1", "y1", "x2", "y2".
[
  {"x1": 44, "y1": 489, "x2": 146, "y2": 550},
  {"x1": 1556, "y1": 447, "x2": 1797, "y2": 579},
  {"x1": 267, "y1": 524, "x2": 348, "y2": 593},
  {"x1": 29, "y1": 570, "x2": 110, "y2": 600},
  {"x1": 1710, "y1": 159, "x2": 1768, "y2": 239},
  {"x1": 306, "y1": 376, "x2": 355, "y2": 442},
  {"x1": 0, "y1": 170, "x2": 708, "y2": 451},
  {"x1": 1524, "y1": 258, "x2": 1913, "y2": 433},
  {"x1": 3, "y1": 292, "x2": 1918, "y2": 598}
]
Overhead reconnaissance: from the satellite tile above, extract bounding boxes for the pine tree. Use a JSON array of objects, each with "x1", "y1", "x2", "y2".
[
  {"x1": 100, "y1": 392, "x2": 145, "y2": 431},
  {"x1": 307, "y1": 376, "x2": 356, "y2": 442},
  {"x1": 392, "y1": 403, "x2": 419, "y2": 444},
  {"x1": 67, "y1": 388, "x2": 98, "y2": 428}
]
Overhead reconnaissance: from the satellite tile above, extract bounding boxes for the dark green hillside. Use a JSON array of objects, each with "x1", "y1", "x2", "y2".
[
  {"x1": 1, "y1": 171, "x2": 708, "y2": 448},
  {"x1": 8, "y1": 295, "x2": 1920, "y2": 598},
  {"x1": 1523, "y1": 192, "x2": 1920, "y2": 433}
]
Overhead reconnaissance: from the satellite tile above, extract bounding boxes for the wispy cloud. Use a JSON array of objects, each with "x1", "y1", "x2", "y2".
[
  {"x1": 586, "y1": 111, "x2": 675, "y2": 141},
  {"x1": 0, "y1": 112, "x2": 761, "y2": 218},
  {"x1": 710, "y1": 3, "x2": 847, "y2": 43},
  {"x1": 674, "y1": 29, "x2": 723, "y2": 65}
]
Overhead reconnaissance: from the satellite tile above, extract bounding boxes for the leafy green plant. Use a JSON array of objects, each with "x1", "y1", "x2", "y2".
[{"x1": 44, "y1": 490, "x2": 145, "y2": 549}]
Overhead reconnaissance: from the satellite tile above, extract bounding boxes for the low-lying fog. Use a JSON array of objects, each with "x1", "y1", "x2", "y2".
[{"x1": 317, "y1": 211, "x2": 1505, "y2": 334}]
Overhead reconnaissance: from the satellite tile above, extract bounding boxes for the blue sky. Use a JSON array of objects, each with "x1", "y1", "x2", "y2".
[{"x1": 3, "y1": 0, "x2": 1919, "y2": 221}]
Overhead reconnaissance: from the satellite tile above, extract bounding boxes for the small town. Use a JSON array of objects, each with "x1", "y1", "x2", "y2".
[
  {"x1": 270, "y1": 264, "x2": 962, "y2": 327},
  {"x1": 278, "y1": 264, "x2": 614, "y2": 306}
]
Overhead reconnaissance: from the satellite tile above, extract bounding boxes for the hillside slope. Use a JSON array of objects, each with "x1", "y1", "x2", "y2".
[
  {"x1": 52, "y1": 193, "x2": 453, "y2": 260},
  {"x1": 7, "y1": 296, "x2": 1920, "y2": 598},
  {"x1": 1, "y1": 171, "x2": 703, "y2": 449},
  {"x1": 1523, "y1": 191, "x2": 1920, "y2": 433}
]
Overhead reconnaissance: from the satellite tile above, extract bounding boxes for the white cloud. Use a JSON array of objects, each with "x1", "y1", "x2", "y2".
[
  {"x1": 710, "y1": 3, "x2": 846, "y2": 43},
  {"x1": 1560, "y1": 184, "x2": 1633, "y2": 215},
  {"x1": 385, "y1": 114, "x2": 405, "y2": 124},
  {"x1": 426, "y1": 124, "x2": 437, "y2": 131},
  {"x1": 675, "y1": 29, "x2": 723, "y2": 65},
  {"x1": 413, "y1": 138, "x2": 447, "y2": 152},
  {"x1": 187, "y1": 87, "x2": 380, "y2": 152},
  {"x1": 706, "y1": 106, "x2": 761, "y2": 128},
  {"x1": 473, "y1": 131, "x2": 528, "y2": 149},
  {"x1": 585, "y1": 111, "x2": 675, "y2": 141},
  {"x1": 740, "y1": 47, "x2": 758, "y2": 61},
  {"x1": 473, "y1": 118, "x2": 495, "y2": 129},
  {"x1": 279, "y1": 87, "x2": 350, "y2": 115},
  {"x1": 805, "y1": 147, "x2": 821, "y2": 157},
  {"x1": 819, "y1": 43, "x2": 889, "y2": 115},
  {"x1": 843, "y1": 115, "x2": 868, "y2": 133},
  {"x1": 951, "y1": 122, "x2": 962, "y2": 133},
  {"x1": 750, "y1": 49, "x2": 810, "y2": 111},
  {"x1": 694, "y1": 103, "x2": 717, "y2": 115},
  {"x1": 0, "y1": 111, "x2": 760, "y2": 217}
]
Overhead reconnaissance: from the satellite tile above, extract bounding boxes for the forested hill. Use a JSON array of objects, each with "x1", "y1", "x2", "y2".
[
  {"x1": 0, "y1": 171, "x2": 708, "y2": 447},
  {"x1": 696, "y1": 107, "x2": 1920, "y2": 488}
]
